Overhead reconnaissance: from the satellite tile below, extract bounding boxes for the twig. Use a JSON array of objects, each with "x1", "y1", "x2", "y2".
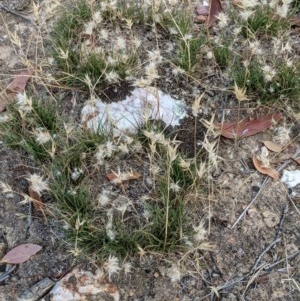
[
  {"x1": 242, "y1": 268, "x2": 263, "y2": 299},
  {"x1": 263, "y1": 250, "x2": 300, "y2": 271},
  {"x1": 24, "y1": 201, "x2": 32, "y2": 235},
  {"x1": 0, "y1": 265, "x2": 16, "y2": 283},
  {"x1": 231, "y1": 176, "x2": 269, "y2": 229},
  {"x1": 197, "y1": 276, "x2": 245, "y2": 301},
  {"x1": 250, "y1": 238, "x2": 281, "y2": 275},
  {"x1": 249, "y1": 203, "x2": 289, "y2": 274},
  {"x1": 198, "y1": 250, "x2": 300, "y2": 300},
  {"x1": 274, "y1": 203, "x2": 289, "y2": 243},
  {"x1": 0, "y1": 4, "x2": 34, "y2": 24},
  {"x1": 231, "y1": 148, "x2": 300, "y2": 229}
]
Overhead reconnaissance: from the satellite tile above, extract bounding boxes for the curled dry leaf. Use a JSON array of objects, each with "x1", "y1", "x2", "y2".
[
  {"x1": 6, "y1": 68, "x2": 34, "y2": 93},
  {"x1": 207, "y1": 0, "x2": 222, "y2": 27},
  {"x1": 215, "y1": 113, "x2": 281, "y2": 139},
  {"x1": 1, "y1": 243, "x2": 42, "y2": 264},
  {"x1": 263, "y1": 141, "x2": 283, "y2": 153},
  {"x1": 253, "y1": 156, "x2": 279, "y2": 180},
  {"x1": 106, "y1": 171, "x2": 141, "y2": 185}
]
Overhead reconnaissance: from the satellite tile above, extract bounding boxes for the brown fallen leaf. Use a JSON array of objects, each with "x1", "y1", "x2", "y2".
[
  {"x1": 106, "y1": 171, "x2": 141, "y2": 185},
  {"x1": 263, "y1": 141, "x2": 283, "y2": 153},
  {"x1": 6, "y1": 68, "x2": 34, "y2": 93},
  {"x1": 252, "y1": 156, "x2": 279, "y2": 180},
  {"x1": 215, "y1": 113, "x2": 281, "y2": 139},
  {"x1": 207, "y1": 0, "x2": 222, "y2": 27},
  {"x1": 1, "y1": 243, "x2": 42, "y2": 264}
]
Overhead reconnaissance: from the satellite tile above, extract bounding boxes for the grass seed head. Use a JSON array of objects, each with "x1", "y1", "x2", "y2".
[
  {"x1": 261, "y1": 65, "x2": 276, "y2": 82},
  {"x1": 193, "y1": 220, "x2": 207, "y2": 243},
  {"x1": 170, "y1": 182, "x2": 181, "y2": 192},
  {"x1": 0, "y1": 182, "x2": 13, "y2": 193},
  {"x1": 123, "y1": 262, "x2": 133, "y2": 276},
  {"x1": 105, "y1": 255, "x2": 121, "y2": 280},
  {"x1": 34, "y1": 128, "x2": 52, "y2": 144},
  {"x1": 105, "y1": 70, "x2": 121, "y2": 83},
  {"x1": 216, "y1": 12, "x2": 230, "y2": 28},
  {"x1": 26, "y1": 174, "x2": 49, "y2": 196},
  {"x1": 16, "y1": 92, "x2": 33, "y2": 116},
  {"x1": 83, "y1": 21, "x2": 95, "y2": 35},
  {"x1": 234, "y1": 82, "x2": 249, "y2": 102},
  {"x1": 274, "y1": 126, "x2": 291, "y2": 144},
  {"x1": 145, "y1": 62, "x2": 160, "y2": 82},
  {"x1": 98, "y1": 189, "x2": 113, "y2": 207},
  {"x1": 167, "y1": 264, "x2": 181, "y2": 283}
]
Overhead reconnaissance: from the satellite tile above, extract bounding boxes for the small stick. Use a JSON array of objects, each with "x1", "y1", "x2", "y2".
[
  {"x1": 274, "y1": 203, "x2": 289, "y2": 243},
  {"x1": 231, "y1": 176, "x2": 269, "y2": 229},
  {"x1": 0, "y1": 4, "x2": 34, "y2": 24},
  {"x1": 24, "y1": 201, "x2": 32, "y2": 235},
  {"x1": 263, "y1": 250, "x2": 300, "y2": 271},
  {"x1": 198, "y1": 251, "x2": 300, "y2": 300},
  {"x1": 250, "y1": 238, "x2": 281, "y2": 275},
  {"x1": 231, "y1": 148, "x2": 300, "y2": 229},
  {"x1": 249, "y1": 203, "x2": 292, "y2": 275},
  {"x1": 0, "y1": 265, "x2": 16, "y2": 283}
]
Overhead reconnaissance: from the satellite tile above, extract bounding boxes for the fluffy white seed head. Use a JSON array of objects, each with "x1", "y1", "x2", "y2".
[
  {"x1": 104, "y1": 255, "x2": 121, "y2": 280},
  {"x1": 26, "y1": 174, "x2": 49, "y2": 196}
]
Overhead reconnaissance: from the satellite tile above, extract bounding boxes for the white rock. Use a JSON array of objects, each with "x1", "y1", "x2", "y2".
[
  {"x1": 281, "y1": 169, "x2": 300, "y2": 188},
  {"x1": 50, "y1": 267, "x2": 119, "y2": 301},
  {"x1": 81, "y1": 87, "x2": 187, "y2": 136}
]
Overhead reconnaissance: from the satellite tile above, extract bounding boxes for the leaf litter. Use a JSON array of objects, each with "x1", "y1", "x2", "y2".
[
  {"x1": 195, "y1": 0, "x2": 222, "y2": 26},
  {"x1": 6, "y1": 68, "x2": 34, "y2": 94},
  {"x1": 1, "y1": 244, "x2": 42, "y2": 264},
  {"x1": 263, "y1": 140, "x2": 283, "y2": 153},
  {"x1": 207, "y1": 0, "x2": 222, "y2": 27},
  {"x1": 215, "y1": 113, "x2": 282, "y2": 139},
  {"x1": 252, "y1": 156, "x2": 279, "y2": 180},
  {"x1": 0, "y1": 68, "x2": 34, "y2": 112},
  {"x1": 106, "y1": 170, "x2": 142, "y2": 185}
]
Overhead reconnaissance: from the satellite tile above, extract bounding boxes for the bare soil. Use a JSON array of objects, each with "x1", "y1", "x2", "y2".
[{"x1": 0, "y1": 1, "x2": 299, "y2": 301}]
